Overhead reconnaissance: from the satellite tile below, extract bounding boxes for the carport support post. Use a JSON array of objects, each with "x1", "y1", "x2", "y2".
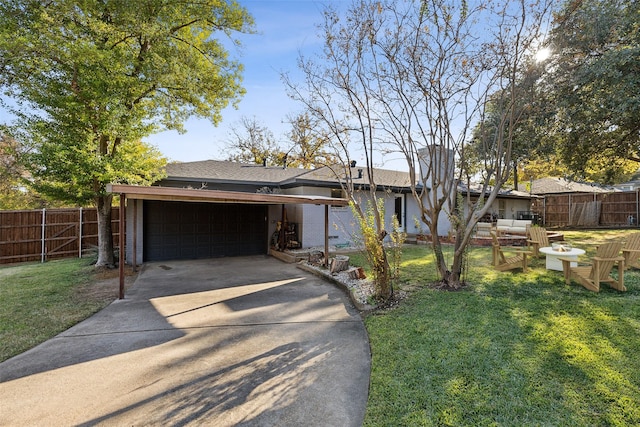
[
  {"x1": 132, "y1": 199, "x2": 137, "y2": 272},
  {"x1": 280, "y1": 204, "x2": 286, "y2": 250},
  {"x1": 119, "y1": 193, "x2": 126, "y2": 299},
  {"x1": 324, "y1": 205, "x2": 329, "y2": 267}
]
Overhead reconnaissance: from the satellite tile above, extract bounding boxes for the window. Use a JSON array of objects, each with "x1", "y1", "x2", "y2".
[
  {"x1": 499, "y1": 199, "x2": 506, "y2": 219},
  {"x1": 331, "y1": 188, "x2": 347, "y2": 209}
]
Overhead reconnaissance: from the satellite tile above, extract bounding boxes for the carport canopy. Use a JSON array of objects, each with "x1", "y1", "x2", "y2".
[{"x1": 106, "y1": 184, "x2": 350, "y2": 298}]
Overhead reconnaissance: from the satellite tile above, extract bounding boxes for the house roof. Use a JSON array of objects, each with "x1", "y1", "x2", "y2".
[
  {"x1": 525, "y1": 177, "x2": 614, "y2": 195},
  {"x1": 164, "y1": 160, "x2": 415, "y2": 190},
  {"x1": 613, "y1": 180, "x2": 640, "y2": 190},
  {"x1": 458, "y1": 182, "x2": 534, "y2": 199},
  {"x1": 291, "y1": 166, "x2": 414, "y2": 189},
  {"x1": 165, "y1": 160, "x2": 307, "y2": 185}
]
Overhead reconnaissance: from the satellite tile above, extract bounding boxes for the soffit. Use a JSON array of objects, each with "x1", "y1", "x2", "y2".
[{"x1": 106, "y1": 184, "x2": 349, "y2": 206}]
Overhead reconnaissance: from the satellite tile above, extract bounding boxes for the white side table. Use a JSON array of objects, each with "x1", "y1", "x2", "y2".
[{"x1": 539, "y1": 246, "x2": 585, "y2": 271}]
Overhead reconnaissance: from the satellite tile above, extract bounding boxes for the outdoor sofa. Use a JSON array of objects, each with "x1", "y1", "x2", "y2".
[{"x1": 495, "y1": 219, "x2": 532, "y2": 235}]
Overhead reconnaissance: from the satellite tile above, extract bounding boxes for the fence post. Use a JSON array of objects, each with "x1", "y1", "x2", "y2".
[
  {"x1": 41, "y1": 208, "x2": 46, "y2": 263},
  {"x1": 78, "y1": 207, "x2": 83, "y2": 258},
  {"x1": 568, "y1": 194, "x2": 572, "y2": 226}
]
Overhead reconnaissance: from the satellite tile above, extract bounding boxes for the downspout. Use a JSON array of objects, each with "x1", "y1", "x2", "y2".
[{"x1": 325, "y1": 205, "x2": 329, "y2": 267}]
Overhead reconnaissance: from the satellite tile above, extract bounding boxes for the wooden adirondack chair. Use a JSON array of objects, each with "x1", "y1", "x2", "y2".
[
  {"x1": 527, "y1": 227, "x2": 550, "y2": 257},
  {"x1": 560, "y1": 241, "x2": 625, "y2": 292},
  {"x1": 621, "y1": 232, "x2": 640, "y2": 270},
  {"x1": 491, "y1": 231, "x2": 531, "y2": 272},
  {"x1": 475, "y1": 222, "x2": 494, "y2": 238}
]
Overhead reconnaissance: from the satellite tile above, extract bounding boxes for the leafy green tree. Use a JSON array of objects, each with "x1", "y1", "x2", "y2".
[
  {"x1": 0, "y1": 133, "x2": 43, "y2": 209},
  {"x1": 283, "y1": 113, "x2": 337, "y2": 169},
  {"x1": 545, "y1": 0, "x2": 640, "y2": 182},
  {"x1": 472, "y1": 0, "x2": 640, "y2": 187},
  {"x1": 465, "y1": 53, "x2": 560, "y2": 190},
  {"x1": 521, "y1": 155, "x2": 569, "y2": 182},
  {"x1": 0, "y1": 0, "x2": 254, "y2": 266}
]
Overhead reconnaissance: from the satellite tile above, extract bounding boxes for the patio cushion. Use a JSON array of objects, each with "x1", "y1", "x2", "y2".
[{"x1": 495, "y1": 219, "x2": 531, "y2": 235}]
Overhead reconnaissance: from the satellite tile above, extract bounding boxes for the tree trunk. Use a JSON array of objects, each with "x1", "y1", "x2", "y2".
[
  {"x1": 448, "y1": 246, "x2": 464, "y2": 289},
  {"x1": 374, "y1": 247, "x2": 392, "y2": 300},
  {"x1": 429, "y1": 222, "x2": 449, "y2": 282},
  {"x1": 430, "y1": 216, "x2": 468, "y2": 289},
  {"x1": 95, "y1": 194, "x2": 115, "y2": 268},
  {"x1": 330, "y1": 255, "x2": 350, "y2": 273}
]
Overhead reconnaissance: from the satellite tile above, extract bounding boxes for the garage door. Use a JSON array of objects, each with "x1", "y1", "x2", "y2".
[{"x1": 143, "y1": 201, "x2": 267, "y2": 261}]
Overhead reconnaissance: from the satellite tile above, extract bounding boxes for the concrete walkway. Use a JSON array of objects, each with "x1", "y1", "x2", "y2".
[{"x1": 0, "y1": 256, "x2": 371, "y2": 426}]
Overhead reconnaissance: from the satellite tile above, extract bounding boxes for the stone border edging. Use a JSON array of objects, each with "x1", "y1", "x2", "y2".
[{"x1": 297, "y1": 263, "x2": 376, "y2": 312}]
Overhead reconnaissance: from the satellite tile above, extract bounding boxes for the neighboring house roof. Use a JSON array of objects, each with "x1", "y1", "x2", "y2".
[
  {"x1": 458, "y1": 182, "x2": 534, "y2": 199},
  {"x1": 524, "y1": 177, "x2": 614, "y2": 195},
  {"x1": 613, "y1": 180, "x2": 640, "y2": 191},
  {"x1": 163, "y1": 160, "x2": 415, "y2": 190}
]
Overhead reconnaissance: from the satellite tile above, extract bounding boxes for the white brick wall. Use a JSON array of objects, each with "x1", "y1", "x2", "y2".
[
  {"x1": 300, "y1": 204, "x2": 357, "y2": 248},
  {"x1": 301, "y1": 191, "x2": 417, "y2": 248}
]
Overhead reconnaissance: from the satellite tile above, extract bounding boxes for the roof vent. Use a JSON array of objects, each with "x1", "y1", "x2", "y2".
[{"x1": 358, "y1": 169, "x2": 363, "y2": 179}]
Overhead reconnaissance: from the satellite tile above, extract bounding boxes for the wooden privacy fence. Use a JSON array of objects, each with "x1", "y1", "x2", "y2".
[
  {"x1": 532, "y1": 191, "x2": 640, "y2": 228},
  {"x1": 0, "y1": 207, "x2": 120, "y2": 264}
]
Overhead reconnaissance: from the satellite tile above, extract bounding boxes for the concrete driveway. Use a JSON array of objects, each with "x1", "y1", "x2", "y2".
[{"x1": 0, "y1": 256, "x2": 371, "y2": 426}]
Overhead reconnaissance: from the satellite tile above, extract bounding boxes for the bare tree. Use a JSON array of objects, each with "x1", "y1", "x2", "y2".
[
  {"x1": 283, "y1": 2, "x2": 396, "y2": 300},
  {"x1": 225, "y1": 116, "x2": 283, "y2": 166},
  {"x1": 287, "y1": 0, "x2": 553, "y2": 289}
]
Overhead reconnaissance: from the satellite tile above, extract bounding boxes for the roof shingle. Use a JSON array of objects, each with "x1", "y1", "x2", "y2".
[
  {"x1": 164, "y1": 160, "x2": 413, "y2": 189},
  {"x1": 165, "y1": 160, "x2": 307, "y2": 185},
  {"x1": 524, "y1": 177, "x2": 614, "y2": 195}
]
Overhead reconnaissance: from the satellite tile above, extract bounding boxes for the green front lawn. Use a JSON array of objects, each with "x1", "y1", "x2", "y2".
[
  {"x1": 357, "y1": 230, "x2": 640, "y2": 426},
  {"x1": 0, "y1": 258, "x2": 116, "y2": 362},
  {"x1": 2, "y1": 230, "x2": 639, "y2": 425}
]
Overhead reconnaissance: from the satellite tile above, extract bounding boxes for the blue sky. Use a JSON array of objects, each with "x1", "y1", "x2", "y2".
[
  {"x1": 0, "y1": 1, "x2": 553, "y2": 172},
  {"x1": 148, "y1": 0, "x2": 332, "y2": 163},
  {"x1": 0, "y1": 1, "x2": 335, "y2": 163},
  {"x1": 0, "y1": 0, "x2": 409, "y2": 170}
]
